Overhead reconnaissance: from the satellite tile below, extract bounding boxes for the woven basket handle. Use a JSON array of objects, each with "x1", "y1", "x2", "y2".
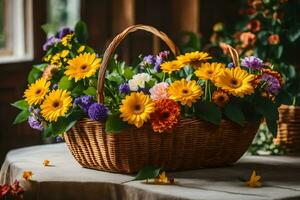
[
  {"x1": 219, "y1": 42, "x2": 240, "y2": 68},
  {"x1": 97, "y1": 24, "x2": 180, "y2": 103}
]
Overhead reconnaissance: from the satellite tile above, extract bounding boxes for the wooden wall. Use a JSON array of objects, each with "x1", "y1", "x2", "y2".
[{"x1": 0, "y1": 0, "x2": 239, "y2": 164}]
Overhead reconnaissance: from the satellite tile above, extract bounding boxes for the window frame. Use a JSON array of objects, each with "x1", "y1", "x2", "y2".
[{"x1": 0, "y1": 0, "x2": 33, "y2": 64}]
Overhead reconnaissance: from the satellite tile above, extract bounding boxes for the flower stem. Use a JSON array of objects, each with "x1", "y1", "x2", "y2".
[
  {"x1": 205, "y1": 80, "x2": 208, "y2": 101},
  {"x1": 208, "y1": 80, "x2": 212, "y2": 101}
]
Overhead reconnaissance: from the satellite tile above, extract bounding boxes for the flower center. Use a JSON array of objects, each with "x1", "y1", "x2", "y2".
[
  {"x1": 230, "y1": 78, "x2": 241, "y2": 88},
  {"x1": 207, "y1": 70, "x2": 213, "y2": 75},
  {"x1": 161, "y1": 111, "x2": 170, "y2": 119},
  {"x1": 133, "y1": 104, "x2": 144, "y2": 114},
  {"x1": 81, "y1": 65, "x2": 87, "y2": 70},
  {"x1": 182, "y1": 89, "x2": 189, "y2": 95},
  {"x1": 52, "y1": 101, "x2": 60, "y2": 108},
  {"x1": 35, "y1": 89, "x2": 42, "y2": 94},
  {"x1": 217, "y1": 96, "x2": 225, "y2": 102}
]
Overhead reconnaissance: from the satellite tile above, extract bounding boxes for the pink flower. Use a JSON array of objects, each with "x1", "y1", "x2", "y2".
[{"x1": 149, "y1": 82, "x2": 169, "y2": 100}]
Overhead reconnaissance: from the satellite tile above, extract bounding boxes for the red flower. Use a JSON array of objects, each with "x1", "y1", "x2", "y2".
[
  {"x1": 150, "y1": 99, "x2": 180, "y2": 133},
  {"x1": 268, "y1": 34, "x2": 280, "y2": 45},
  {"x1": 247, "y1": 20, "x2": 261, "y2": 32},
  {"x1": 10, "y1": 180, "x2": 24, "y2": 196},
  {"x1": 248, "y1": 0, "x2": 263, "y2": 9},
  {"x1": 0, "y1": 184, "x2": 10, "y2": 197}
]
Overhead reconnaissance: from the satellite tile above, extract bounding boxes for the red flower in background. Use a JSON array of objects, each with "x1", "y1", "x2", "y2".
[
  {"x1": 240, "y1": 32, "x2": 256, "y2": 48},
  {"x1": 248, "y1": 0, "x2": 263, "y2": 9},
  {"x1": 247, "y1": 20, "x2": 261, "y2": 32},
  {"x1": 268, "y1": 34, "x2": 280, "y2": 45}
]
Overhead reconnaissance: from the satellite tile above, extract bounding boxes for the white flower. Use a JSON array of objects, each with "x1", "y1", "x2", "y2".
[
  {"x1": 128, "y1": 73, "x2": 152, "y2": 91},
  {"x1": 128, "y1": 79, "x2": 138, "y2": 91}
]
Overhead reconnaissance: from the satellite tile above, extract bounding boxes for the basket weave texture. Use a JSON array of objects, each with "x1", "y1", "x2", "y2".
[
  {"x1": 65, "y1": 119, "x2": 259, "y2": 173},
  {"x1": 275, "y1": 105, "x2": 300, "y2": 153},
  {"x1": 64, "y1": 25, "x2": 260, "y2": 173}
]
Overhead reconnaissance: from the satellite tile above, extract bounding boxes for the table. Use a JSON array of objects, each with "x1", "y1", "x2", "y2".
[{"x1": 1, "y1": 144, "x2": 300, "y2": 200}]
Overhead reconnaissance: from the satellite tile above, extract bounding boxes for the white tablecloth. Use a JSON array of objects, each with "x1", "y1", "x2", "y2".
[{"x1": 1, "y1": 143, "x2": 300, "y2": 200}]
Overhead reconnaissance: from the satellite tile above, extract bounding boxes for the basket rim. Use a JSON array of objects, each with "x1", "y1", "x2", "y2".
[{"x1": 72, "y1": 117, "x2": 261, "y2": 129}]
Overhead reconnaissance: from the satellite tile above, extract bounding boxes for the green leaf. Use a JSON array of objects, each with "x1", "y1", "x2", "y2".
[
  {"x1": 33, "y1": 63, "x2": 48, "y2": 72},
  {"x1": 123, "y1": 68, "x2": 134, "y2": 80},
  {"x1": 255, "y1": 97, "x2": 279, "y2": 121},
  {"x1": 195, "y1": 101, "x2": 221, "y2": 125},
  {"x1": 106, "y1": 73, "x2": 123, "y2": 84},
  {"x1": 224, "y1": 103, "x2": 246, "y2": 126},
  {"x1": 13, "y1": 110, "x2": 30, "y2": 124},
  {"x1": 58, "y1": 76, "x2": 74, "y2": 90},
  {"x1": 275, "y1": 45, "x2": 283, "y2": 59},
  {"x1": 11, "y1": 100, "x2": 29, "y2": 110},
  {"x1": 105, "y1": 114, "x2": 130, "y2": 134},
  {"x1": 75, "y1": 21, "x2": 88, "y2": 43},
  {"x1": 52, "y1": 110, "x2": 85, "y2": 136},
  {"x1": 134, "y1": 166, "x2": 161, "y2": 181},
  {"x1": 83, "y1": 87, "x2": 97, "y2": 96},
  {"x1": 266, "y1": 119, "x2": 278, "y2": 136},
  {"x1": 27, "y1": 68, "x2": 42, "y2": 84},
  {"x1": 43, "y1": 124, "x2": 53, "y2": 138},
  {"x1": 287, "y1": 23, "x2": 300, "y2": 42},
  {"x1": 72, "y1": 84, "x2": 85, "y2": 95}
]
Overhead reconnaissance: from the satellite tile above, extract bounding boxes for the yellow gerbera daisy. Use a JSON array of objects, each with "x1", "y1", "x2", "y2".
[
  {"x1": 41, "y1": 89, "x2": 72, "y2": 122},
  {"x1": 24, "y1": 78, "x2": 50, "y2": 106},
  {"x1": 160, "y1": 60, "x2": 183, "y2": 74},
  {"x1": 176, "y1": 51, "x2": 212, "y2": 68},
  {"x1": 194, "y1": 62, "x2": 225, "y2": 81},
  {"x1": 65, "y1": 53, "x2": 101, "y2": 82},
  {"x1": 168, "y1": 79, "x2": 203, "y2": 107},
  {"x1": 119, "y1": 92, "x2": 155, "y2": 128},
  {"x1": 214, "y1": 67, "x2": 255, "y2": 97}
]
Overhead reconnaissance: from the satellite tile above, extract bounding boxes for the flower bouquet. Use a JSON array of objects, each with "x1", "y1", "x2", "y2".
[{"x1": 13, "y1": 23, "x2": 283, "y2": 173}]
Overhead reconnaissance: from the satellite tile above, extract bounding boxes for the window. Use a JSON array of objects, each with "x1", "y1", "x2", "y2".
[
  {"x1": 0, "y1": 0, "x2": 33, "y2": 63},
  {"x1": 0, "y1": 0, "x2": 6, "y2": 50},
  {"x1": 46, "y1": 0, "x2": 81, "y2": 36}
]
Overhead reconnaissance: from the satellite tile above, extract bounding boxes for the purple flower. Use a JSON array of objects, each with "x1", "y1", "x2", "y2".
[
  {"x1": 261, "y1": 73, "x2": 281, "y2": 95},
  {"x1": 227, "y1": 62, "x2": 235, "y2": 68},
  {"x1": 43, "y1": 36, "x2": 59, "y2": 51},
  {"x1": 143, "y1": 55, "x2": 155, "y2": 65},
  {"x1": 88, "y1": 103, "x2": 109, "y2": 122},
  {"x1": 33, "y1": 108, "x2": 41, "y2": 116},
  {"x1": 73, "y1": 95, "x2": 94, "y2": 112},
  {"x1": 28, "y1": 116, "x2": 43, "y2": 131},
  {"x1": 58, "y1": 27, "x2": 74, "y2": 39},
  {"x1": 56, "y1": 136, "x2": 64, "y2": 143},
  {"x1": 154, "y1": 56, "x2": 163, "y2": 72},
  {"x1": 241, "y1": 56, "x2": 263, "y2": 70},
  {"x1": 119, "y1": 83, "x2": 130, "y2": 94},
  {"x1": 28, "y1": 106, "x2": 34, "y2": 112},
  {"x1": 138, "y1": 87, "x2": 150, "y2": 94},
  {"x1": 73, "y1": 97, "x2": 82, "y2": 107}
]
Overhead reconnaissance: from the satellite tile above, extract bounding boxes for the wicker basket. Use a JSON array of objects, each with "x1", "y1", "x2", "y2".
[
  {"x1": 274, "y1": 105, "x2": 300, "y2": 153},
  {"x1": 64, "y1": 25, "x2": 260, "y2": 173}
]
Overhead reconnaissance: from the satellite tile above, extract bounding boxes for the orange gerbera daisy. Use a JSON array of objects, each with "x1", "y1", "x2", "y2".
[
  {"x1": 212, "y1": 90, "x2": 229, "y2": 107},
  {"x1": 150, "y1": 99, "x2": 181, "y2": 133}
]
